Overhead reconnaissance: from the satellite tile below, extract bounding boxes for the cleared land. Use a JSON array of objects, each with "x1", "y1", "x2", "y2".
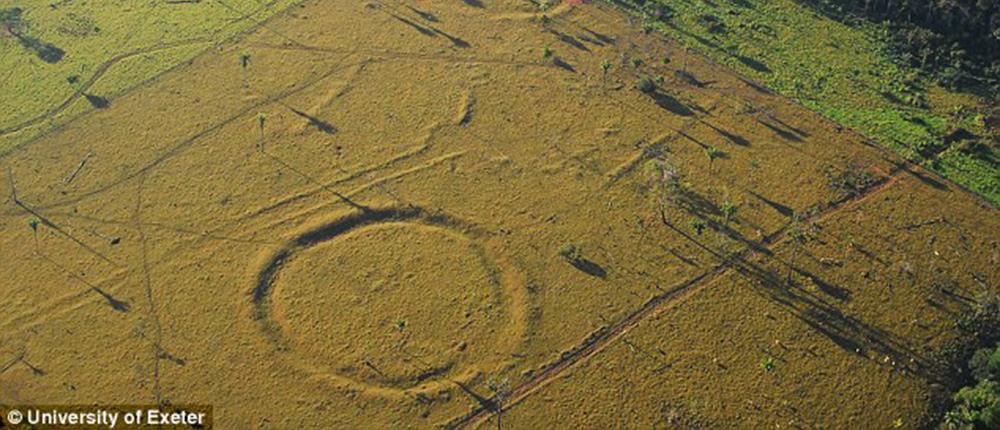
[{"x1": 0, "y1": 0, "x2": 996, "y2": 428}]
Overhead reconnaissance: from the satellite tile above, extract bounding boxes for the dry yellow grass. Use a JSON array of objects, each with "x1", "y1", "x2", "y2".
[{"x1": 0, "y1": 0, "x2": 995, "y2": 428}]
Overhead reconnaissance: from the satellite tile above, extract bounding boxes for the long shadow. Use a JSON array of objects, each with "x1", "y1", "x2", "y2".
[
  {"x1": 461, "y1": 0, "x2": 483, "y2": 8},
  {"x1": 287, "y1": 106, "x2": 336, "y2": 134},
  {"x1": 434, "y1": 28, "x2": 471, "y2": 48},
  {"x1": 730, "y1": 253, "x2": 947, "y2": 383},
  {"x1": 736, "y1": 55, "x2": 771, "y2": 73},
  {"x1": 570, "y1": 258, "x2": 608, "y2": 278},
  {"x1": 551, "y1": 57, "x2": 576, "y2": 73},
  {"x1": 758, "y1": 119, "x2": 804, "y2": 142},
  {"x1": 13, "y1": 33, "x2": 65, "y2": 63},
  {"x1": 649, "y1": 91, "x2": 694, "y2": 116},
  {"x1": 454, "y1": 381, "x2": 498, "y2": 411},
  {"x1": 747, "y1": 189, "x2": 794, "y2": 218},
  {"x1": 703, "y1": 121, "x2": 750, "y2": 146},
  {"x1": 581, "y1": 27, "x2": 615, "y2": 45},
  {"x1": 900, "y1": 163, "x2": 947, "y2": 190},
  {"x1": 548, "y1": 29, "x2": 590, "y2": 52},
  {"x1": 85, "y1": 94, "x2": 110, "y2": 109},
  {"x1": 392, "y1": 15, "x2": 436, "y2": 37},
  {"x1": 37, "y1": 250, "x2": 130, "y2": 313}
]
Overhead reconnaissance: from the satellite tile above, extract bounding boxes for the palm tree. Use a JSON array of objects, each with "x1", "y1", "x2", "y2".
[
  {"x1": 786, "y1": 214, "x2": 812, "y2": 285},
  {"x1": 720, "y1": 200, "x2": 737, "y2": 227},
  {"x1": 255, "y1": 112, "x2": 267, "y2": 151},
  {"x1": 601, "y1": 60, "x2": 612, "y2": 82},
  {"x1": 705, "y1": 146, "x2": 723, "y2": 173},
  {"x1": 28, "y1": 217, "x2": 40, "y2": 247}
]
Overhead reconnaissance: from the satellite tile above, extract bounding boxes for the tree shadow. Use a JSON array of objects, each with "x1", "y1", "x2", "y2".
[
  {"x1": 570, "y1": 258, "x2": 608, "y2": 278},
  {"x1": 434, "y1": 28, "x2": 471, "y2": 48},
  {"x1": 13, "y1": 33, "x2": 65, "y2": 63},
  {"x1": 287, "y1": 106, "x2": 336, "y2": 134},
  {"x1": 731, "y1": 254, "x2": 947, "y2": 383},
  {"x1": 392, "y1": 15, "x2": 436, "y2": 37},
  {"x1": 736, "y1": 55, "x2": 771, "y2": 73},
  {"x1": 549, "y1": 29, "x2": 590, "y2": 52},
  {"x1": 649, "y1": 91, "x2": 694, "y2": 117},
  {"x1": 758, "y1": 119, "x2": 804, "y2": 142},
  {"x1": 85, "y1": 94, "x2": 110, "y2": 109},
  {"x1": 552, "y1": 57, "x2": 576, "y2": 73}
]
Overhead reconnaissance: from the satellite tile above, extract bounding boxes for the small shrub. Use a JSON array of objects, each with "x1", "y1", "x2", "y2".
[
  {"x1": 28, "y1": 217, "x2": 40, "y2": 232},
  {"x1": 601, "y1": 60, "x2": 612, "y2": 74},
  {"x1": 542, "y1": 46, "x2": 553, "y2": 59},
  {"x1": 689, "y1": 219, "x2": 706, "y2": 235},
  {"x1": 394, "y1": 319, "x2": 407, "y2": 332},
  {"x1": 824, "y1": 162, "x2": 877, "y2": 197},
  {"x1": 636, "y1": 77, "x2": 656, "y2": 94},
  {"x1": 631, "y1": 57, "x2": 643, "y2": 68},
  {"x1": 761, "y1": 356, "x2": 776, "y2": 372},
  {"x1": 559, "y1": 243, "x2": 582, "y2": 262},
  {"x1": 720, "y1": 201, "x2": 738, "y2": 224}
]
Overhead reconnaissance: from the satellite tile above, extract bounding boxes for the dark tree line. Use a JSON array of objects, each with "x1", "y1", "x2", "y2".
[{"x1": 809, "y1": 0, "x2": 999, "y2": 93}]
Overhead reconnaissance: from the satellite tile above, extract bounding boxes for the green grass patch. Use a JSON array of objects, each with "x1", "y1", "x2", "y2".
[{"x1": 604, "y1": 0, "x2": 998, "y2": 204}]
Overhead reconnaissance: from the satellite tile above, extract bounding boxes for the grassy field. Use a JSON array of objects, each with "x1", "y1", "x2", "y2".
[
  {"x1": 605, "y1": 0, "x2": 999, "y2": 205},
  {"x1": 0, "y1": 0, "x2": 298, "y2": 154},
  {"x1": 0, "y1": 0, "x2": 996, "y2": 428}
]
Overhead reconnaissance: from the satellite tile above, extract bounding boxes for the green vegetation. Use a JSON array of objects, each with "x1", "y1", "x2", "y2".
[
  {"x1": 0, "y1": 0, "x2": 297, "y2": 154},
  {"x1": 636, "y1": 76, "x2": 656, "y2": 94},
  {"x1": 720, "y1": 200, "x2": 737, "y2": 226},
  {"x1": 760, "y1": 356, "x2": 776, "y2": 372},
  {"x1": 600, "y1": 59, "x2": 613, "y2": 77},
  {"x1": 558, "y1": 243, "x2": 583, "y2": 263},
  {"x1": 824, "y1": 161, "x2": 878, "y2": 197},
  {"x1": 27, "y1": 217, "x2": 40, "y2": 233},
  {"x1": 689, "y1": 218, "x2": 706, "y2": 235},
  {"x1": 604, "y1": 0, "x2": 999, "y2": 204},
  {"x1": 940, "y1": 295, "x2": 1000, "y2": 429},
  {"x1": 704, "y1": 146, "x2": 723, "y2": 171},
  {"x1": 944, "y1": 378, "x2": 1000, "y2": 429},
  {"x1": 542, "y1": 46, "x2": 554, "y2": 59}
]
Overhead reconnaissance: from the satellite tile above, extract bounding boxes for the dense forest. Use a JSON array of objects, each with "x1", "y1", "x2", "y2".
[{"x1": 809, "y1": 0, "x2": 999, "y2": 94}]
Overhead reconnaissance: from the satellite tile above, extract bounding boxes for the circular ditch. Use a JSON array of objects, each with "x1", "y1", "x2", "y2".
[{"x1": 252, "y1": 206, "x2": 527, "y2": 394}]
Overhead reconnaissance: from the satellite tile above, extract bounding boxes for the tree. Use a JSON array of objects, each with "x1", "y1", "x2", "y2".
[
  {"x1": 689, "y1": 218, "x2": 706, "y2": 235},
  {"x1": 558, "y1": 243, "x2": 582, "y2": 263},
  {"x1": 0, "y1": 8, "x2": 24, "y2": 36},
  {"x1": 487, "y1": 377, "x2": 511, "y2": 430},
  {"x1": 647, "y1": 159, "x2": 683, "y2": 214},
  {"x1": 542, "y1": 46, "x2": 553, "y2": 60},
  {"x1": 28, "y1": 217, "x2": 40, "y2": 248},
  {"x1": 705, "y1": 146, "x2": 723, "y2": 173},
  {"x1": 255, "y1": 112, "x2": 267, "y2": 150},
  {"x1": 943, "y1": 379, "x2": 1000, "y2": 429},
  {"x1": 239, "y1": 51, "x2": 251, "y2": 70},
  {"x1": 786, "y1": 213, "x2": 813, "y2": 285},
  {"x1": 720, "y1": 200, "x2": 738, "y2": 227},
  {"x1": 636, "y1": 77, "x2": 656, "y2": 94}
]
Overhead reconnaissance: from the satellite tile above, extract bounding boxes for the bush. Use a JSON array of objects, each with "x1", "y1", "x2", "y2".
[
  {"x1": 944, "y1": 380, "x2": 1000, "y2": 429},
  {"x1": 559, "y1": 243, "x2": 582, "y2": 262},
  {"x1": 636, "y1": 77, "x2": 656, "y2": 94}
]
